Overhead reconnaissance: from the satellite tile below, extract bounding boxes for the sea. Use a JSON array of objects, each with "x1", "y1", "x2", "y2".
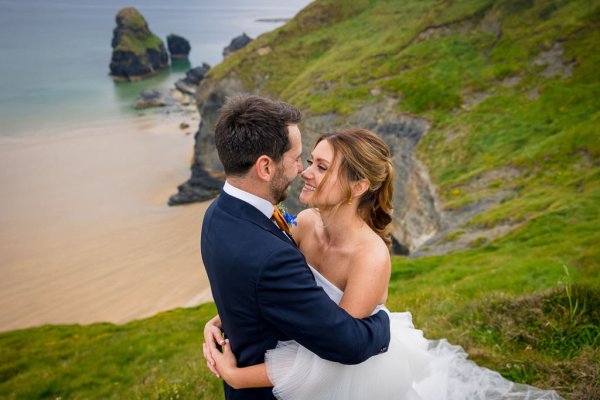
[{"x1": 0, "y1": 0, "x2": 312, "y2": 138}]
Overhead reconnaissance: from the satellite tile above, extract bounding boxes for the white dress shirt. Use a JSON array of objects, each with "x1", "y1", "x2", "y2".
[
  {"x1": 223, "y1": 181, "x2": 294, "y2": 242},
  {"x1": 223, "y1": 181, "x2": 275, "y2": 219}
]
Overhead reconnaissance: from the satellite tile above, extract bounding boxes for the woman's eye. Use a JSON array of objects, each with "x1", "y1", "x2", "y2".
[{"x1": 306, "y1": 159, "x2": 326, "y2": 172}]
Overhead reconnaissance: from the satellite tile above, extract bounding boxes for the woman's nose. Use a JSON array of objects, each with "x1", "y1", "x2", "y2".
[{"x1": 300, "y1": 167, "x2": 310, "y2": 179}]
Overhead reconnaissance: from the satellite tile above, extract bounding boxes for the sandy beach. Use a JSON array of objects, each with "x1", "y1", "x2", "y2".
[{"x1": 0, "y1": 114, "x2": 214, "y2": 332}]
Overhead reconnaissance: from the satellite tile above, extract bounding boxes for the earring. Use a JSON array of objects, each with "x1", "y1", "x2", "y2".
[{"x1": 347, "y1": 197, "x2": 353, "y2": 205}]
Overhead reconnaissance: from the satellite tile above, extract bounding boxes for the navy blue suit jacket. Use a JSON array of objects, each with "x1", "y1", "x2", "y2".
[{"x1": 201, "y1": 191, "x2": 391, "y2": 400}]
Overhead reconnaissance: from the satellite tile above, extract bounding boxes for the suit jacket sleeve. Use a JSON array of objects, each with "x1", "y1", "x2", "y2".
[{"x1": 256, "y1": 245, "x2": 391, "y2": 365}]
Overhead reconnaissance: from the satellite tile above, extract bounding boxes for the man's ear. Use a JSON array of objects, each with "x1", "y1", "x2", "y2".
[
  {"x1": 254, "y1": 155, "x2": 275, "y2": 182},
  {"x1": 351, "y1": 179, "x2": 370, "y2": 198}
]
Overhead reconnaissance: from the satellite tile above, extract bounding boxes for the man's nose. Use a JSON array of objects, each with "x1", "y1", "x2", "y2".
[{"x1": 296, "y1": 159, "x2": 303, "y2": 173}]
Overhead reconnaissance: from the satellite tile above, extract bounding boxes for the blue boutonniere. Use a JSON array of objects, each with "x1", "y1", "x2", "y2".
[{"x1": 277, "y1": 203, "x2": 298, "y2": 227}]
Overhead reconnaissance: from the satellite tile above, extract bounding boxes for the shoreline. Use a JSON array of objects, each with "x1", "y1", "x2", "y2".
[{"x1": 0, "y1": 114, "x2": 214, "y2": 333}]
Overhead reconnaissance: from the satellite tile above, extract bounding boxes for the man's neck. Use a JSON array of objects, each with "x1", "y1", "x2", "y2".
[{"x1": 226, "y1": 176, "x2": 273, "y2": 204}]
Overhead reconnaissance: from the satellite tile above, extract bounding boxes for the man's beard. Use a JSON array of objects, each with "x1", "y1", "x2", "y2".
[{"x1": 270, "y1": 166, "x2": 291, "y2": 204}]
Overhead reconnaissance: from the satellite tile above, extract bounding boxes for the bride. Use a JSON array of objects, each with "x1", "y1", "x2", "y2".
[{"x1": 203, "y1": 128, "x2": 563, "y2": 399}]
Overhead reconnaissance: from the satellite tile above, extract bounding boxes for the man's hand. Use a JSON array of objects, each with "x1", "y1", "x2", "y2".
[{"x1": 203, "y1": 314, "x2": 225, "y2": 377}]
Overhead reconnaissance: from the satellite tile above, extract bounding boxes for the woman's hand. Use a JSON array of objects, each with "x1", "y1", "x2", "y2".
[
  {"x1": 203, "y1": 315, "x2": 272, "y2": 389},
  {"x1": 208, "y1": 339, "x2": 242, "y2": 388},
  {"x1": 203, "y1": 314, "x2": 224, "y2": 377}
]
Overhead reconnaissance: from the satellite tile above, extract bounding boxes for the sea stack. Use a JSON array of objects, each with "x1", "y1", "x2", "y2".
[
  {"x1": 222, "y1": 33, "x2": 252, "y2": 57},
  {"x1": 175, "y1": 63, "x2": 211, "y2": 95},
  {"x1": 109, "y1": 7, "x2": 169, "y2": 81},
  {"x1": 167, "y1": 34, "x2": 191, "y2": 60}
]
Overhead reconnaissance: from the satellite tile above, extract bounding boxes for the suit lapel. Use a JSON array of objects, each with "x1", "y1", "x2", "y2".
[{"x1": 217, "y1": 192, "x2": 297, "y2": 246}]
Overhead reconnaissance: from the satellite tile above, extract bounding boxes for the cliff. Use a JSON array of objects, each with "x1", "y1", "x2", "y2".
[
  {"x1": 109, "y1": 7, "x2": 169, "y2": 81},
  {"x1": 172, "y1": 0, "x2": 599, "y2": 260}
]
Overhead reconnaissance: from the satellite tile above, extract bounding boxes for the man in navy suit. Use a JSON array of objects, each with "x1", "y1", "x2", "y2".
[{"x1": 201, "y1": 94, "x2": 390, "y2": 399}]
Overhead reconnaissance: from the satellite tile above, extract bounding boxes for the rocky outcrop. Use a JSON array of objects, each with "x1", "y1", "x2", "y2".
[
  {"x1": 174, "y1": 63, "x2": 211, "y2": 95},
  {"x1": 109, "y1": 7, "x2": 169, "y2": 81},
  {"x1": 168, "y1": 151, "x2": 224, "y2": 205},
  {"x1": 168, "y1": 77, "x2": 247, "y2": 206},
  {"x1": 134, "y1": 89, "x2": 176, "y2": 109},
  {"x1": 223, "y1": 33, "x2": 252, "y2": 57},
  {"x1": 167, "y1": 34, "x2": 191, "y2": 60}
]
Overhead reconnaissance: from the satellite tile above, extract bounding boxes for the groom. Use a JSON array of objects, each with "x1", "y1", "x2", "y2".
[{"x1": 201, "y1": 94, "x2": 390, "y2": 399}]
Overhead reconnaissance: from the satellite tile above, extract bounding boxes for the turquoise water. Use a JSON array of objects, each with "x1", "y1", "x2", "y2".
[{"x1": 0, "y1": 0, "x2": 311, "y2": 137}]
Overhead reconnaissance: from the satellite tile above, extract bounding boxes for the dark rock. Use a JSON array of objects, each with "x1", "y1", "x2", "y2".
[
  {"x1": 174, "y1": 63, "x2": 211, "y2": 95},
  {"x1": 185, "y1": 64, "x2": 211, "y2": 84},
  {"x1": 168, "y1": 149, "x2": 224, "y2": 205},
  {"x1": 109, "y1": 8, "x2": 169, "y2": 81},
  {"x1": 391, "y1": 236, "x2": 410, "y2": 256},
  {"x1": 174, "y1": 80, "x2": 197, "y2": 95},
  {"x1": 134, "y1": 89, "x2": 175, "y2": 109},
  {"x1": 222, "y1": 33, "x2": 252, "y2": 57},
  {"x1": 167, "y1": 34, "x2": 191, "y2": 60},
  {"x1": 169, "y1": 78, "x2": 246, "y2": 205}
]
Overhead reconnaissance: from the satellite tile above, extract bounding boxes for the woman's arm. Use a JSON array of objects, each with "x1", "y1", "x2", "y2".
[{"x1": 207, "y1": 339, "x2": 272, "y2": 389}]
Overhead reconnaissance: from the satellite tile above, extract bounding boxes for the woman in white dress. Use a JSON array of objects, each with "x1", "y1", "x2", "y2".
[{"x1": 203, "y1": 128, "x2": 564, "y2": 399}]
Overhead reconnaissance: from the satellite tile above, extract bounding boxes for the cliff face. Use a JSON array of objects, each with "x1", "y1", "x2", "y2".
[
  {"x1": 171, "y1": 0, "x2": 599, "y2": 257},
  {"x1": 109, "y1": 7, "x2": 169, "y2": 81},
  {"x1": 168, "y1": 77, "x2": 244, "y2": 206}
]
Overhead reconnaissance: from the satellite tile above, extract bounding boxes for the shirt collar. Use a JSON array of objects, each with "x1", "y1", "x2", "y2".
[{"x1": 223, "y1": 181, "x2": 274, "y2": 219}]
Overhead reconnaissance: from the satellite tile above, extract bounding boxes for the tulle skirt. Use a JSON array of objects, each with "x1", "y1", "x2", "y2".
[{"x1": 265, "y1": 312, "x2": 563, "y2": 400}]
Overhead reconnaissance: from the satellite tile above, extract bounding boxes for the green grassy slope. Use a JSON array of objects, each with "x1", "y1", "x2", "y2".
[
  {"x1": 0, "y1": 305, "x2": 223, "y2": 399},
  {"x1": 1, "y1": 0, "x2": 598, "y2": 398}
]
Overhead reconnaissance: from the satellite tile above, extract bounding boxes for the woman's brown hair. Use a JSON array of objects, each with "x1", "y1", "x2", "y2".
[{"x1": 313, "y1": 128, "x2": 394, "y2": 246}]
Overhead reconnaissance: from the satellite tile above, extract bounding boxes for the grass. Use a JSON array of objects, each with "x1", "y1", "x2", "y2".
[
  {"x1": 114, "y1": 8, "x2": 165, "y2": 56},
  {"x1": 2, "y1": 0, "x2": 599, "y2": 398},
  {"x1": 115, "y1": 34, "x2": 164, "y2": 57},
  {"x1": 0, "y1": 304, "x2": 224, "y2": 399}
]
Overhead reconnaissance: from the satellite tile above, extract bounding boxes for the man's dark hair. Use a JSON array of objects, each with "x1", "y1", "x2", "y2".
[{"x1": 214, "y1": 94, "x2": 302, "y2": 176}]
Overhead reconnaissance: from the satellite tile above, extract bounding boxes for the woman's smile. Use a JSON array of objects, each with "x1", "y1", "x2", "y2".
[{"x1": 302, "y1": 184, "x2": 317, "y2": 192}]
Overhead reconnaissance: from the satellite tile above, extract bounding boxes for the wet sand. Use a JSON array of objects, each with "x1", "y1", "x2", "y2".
[{"x1": 0, "y1": 115, "x2": 214, "y2": 332}]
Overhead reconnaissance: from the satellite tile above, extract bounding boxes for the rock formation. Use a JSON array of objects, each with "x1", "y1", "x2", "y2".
[
  {"x1": 174, "y1": 63, "x2": 211, "y2": 95},
  {"x1": 168, "y1": 77, "x2": 243, "y2": 206},
  {"x1": 109, "y1": 7, "x2": 169, "y2": 81},
  {"x1": 222, "y1": 33, "x2": 252, "y2": 57},
  {"x1": 134, "y1": 89, "x2": 175, "y2": 109},
  {"x1": 167, "y1": 34, "x2": 191, "y2": 60}
]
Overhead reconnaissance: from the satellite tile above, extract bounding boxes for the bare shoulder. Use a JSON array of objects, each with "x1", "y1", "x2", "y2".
[
  {"x1": 296, "y1": 208, "x2": 320, "y2": 224},
  {"x1": 290, "y1": 208, "x2": 320, "y2": 243},
  {"x1": 341, "y1": 234, "x2": 392, "y2": 314},
  {"x1": 351, "y1": 234, "x2": 391, "y2": 280}
]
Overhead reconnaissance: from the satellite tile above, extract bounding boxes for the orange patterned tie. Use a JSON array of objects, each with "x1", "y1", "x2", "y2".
[{"x1": 271, "y1": 206, "x2": 290, "y2": 234}]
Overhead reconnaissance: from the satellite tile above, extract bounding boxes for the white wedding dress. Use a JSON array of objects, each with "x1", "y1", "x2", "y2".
[{"x1": 264, "y1": 265, "x2": 564, "y2": 400}]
